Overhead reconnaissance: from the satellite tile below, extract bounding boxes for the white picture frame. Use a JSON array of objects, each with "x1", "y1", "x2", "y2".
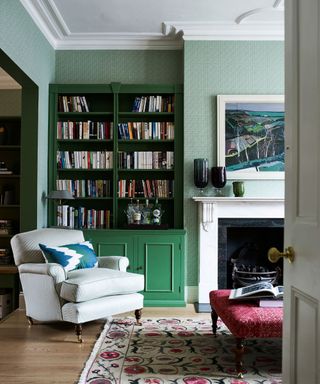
[{"x1": 217, "y1": 95, "x2": 285, "y2": 180}]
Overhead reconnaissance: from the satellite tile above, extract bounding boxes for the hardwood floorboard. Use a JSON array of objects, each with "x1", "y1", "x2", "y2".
[{"x1": 0, "y1": 306, "x2": 210, "y2": 383}]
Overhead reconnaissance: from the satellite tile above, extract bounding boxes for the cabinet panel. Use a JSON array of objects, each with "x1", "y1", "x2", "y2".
[
  {"x1": 144, "y1": 242, "x2": 174, "y2": 292},
  {"x1": 84, "y1": 230, "x2": 135, "y2": 270},
  {"x1": 137, "y1": 234, "x2": 185, "y2": 306}
]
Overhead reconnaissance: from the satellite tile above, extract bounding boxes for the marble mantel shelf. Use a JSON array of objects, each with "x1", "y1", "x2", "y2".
[
  {"x1": 192, "y1": 197, "x2": 284, "y2": 230},
  {"x1": 192, "y1": 196, "x2": 285, "y2": 310}
]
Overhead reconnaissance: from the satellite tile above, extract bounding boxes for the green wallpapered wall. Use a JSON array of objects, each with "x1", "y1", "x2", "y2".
[
  {"x1": 184, "y1": 41, "x2": 284, "y2": 286},
  {"x1": 55, "y1": 50, "x2": 183, "y2": 84},
  {"x1": 0, "y1": 0, "x2": 55, "y2": 227}
]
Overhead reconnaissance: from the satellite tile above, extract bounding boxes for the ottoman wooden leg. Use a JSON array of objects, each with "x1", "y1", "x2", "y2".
[
  {"x1": 211, "y1": 307, "x2": 218, "y2": 336},
  {"x1": 235, "y1": 337, "x2": 245, "y2": 378}
]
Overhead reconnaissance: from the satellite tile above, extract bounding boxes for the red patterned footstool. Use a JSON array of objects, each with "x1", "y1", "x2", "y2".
[{"x1": 209, "y1": 289, "x2": 283, "y2": 378}]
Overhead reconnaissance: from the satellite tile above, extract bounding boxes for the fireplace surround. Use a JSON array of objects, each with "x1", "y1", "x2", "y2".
[{"x1": 192, "y1": 197, "x2": 285, "y2": 312}]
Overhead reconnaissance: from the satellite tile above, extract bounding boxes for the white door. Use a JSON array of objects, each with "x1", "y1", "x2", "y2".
[{"x1": 284, "y1": 0, "x2": 320, "y2": 382}]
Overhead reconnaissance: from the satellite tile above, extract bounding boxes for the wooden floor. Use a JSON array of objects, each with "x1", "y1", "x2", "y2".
[{"x1": 0, "y1": 307, "x2": 211, "y2": 384}]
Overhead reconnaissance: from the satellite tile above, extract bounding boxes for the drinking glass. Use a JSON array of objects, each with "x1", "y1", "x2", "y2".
[
  {"x1": 194, "y1": 159, "x2": 209, "y2": 195},
  {"x1": 211, "y1": 166, "x2": 227, "y2": 196}
]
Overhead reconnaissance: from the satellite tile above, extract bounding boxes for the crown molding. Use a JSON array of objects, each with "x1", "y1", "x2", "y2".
[
  {"x1": 20, "y1": 0, "x2": 284, "y2": 50},
  {"x1": 163, "y1": 21, "x2": 284, "y2": 41}
]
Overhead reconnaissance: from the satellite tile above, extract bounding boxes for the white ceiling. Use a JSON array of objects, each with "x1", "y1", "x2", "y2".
[{"x1": 20, "y1": 0, "x2": 284, "y2": 50}]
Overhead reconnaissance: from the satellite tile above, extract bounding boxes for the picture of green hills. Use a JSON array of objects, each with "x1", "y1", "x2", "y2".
[{"x1": 225, "y1": 102, "x2": 285, "y2": 173}]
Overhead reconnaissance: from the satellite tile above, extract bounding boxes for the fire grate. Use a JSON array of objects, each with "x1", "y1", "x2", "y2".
[{"x1": 230, "y1": 241, "x2": 281, "y2": 288}]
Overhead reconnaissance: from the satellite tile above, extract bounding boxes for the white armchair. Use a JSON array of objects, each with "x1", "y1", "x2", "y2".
[{"x1": 11, "y1": 228, "x2": 144, "y2": 342}]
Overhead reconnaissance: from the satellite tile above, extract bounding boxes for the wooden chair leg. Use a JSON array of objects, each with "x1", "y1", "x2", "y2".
[
  {"x1": 75, "y1": 324, "x2": 83, "y2": 343},
  {"x1": 211, "y1": 308, "x2": 218, "y2": 336},
  {"x1": 27, "y1": 316, "x2": 33, "y2": 325},
  {"x1": 235, "y1": 337, "x2": 245, "y2": 378},
  {"x1": 135, "y1": 308, "x2": 142, "y2": 325}
]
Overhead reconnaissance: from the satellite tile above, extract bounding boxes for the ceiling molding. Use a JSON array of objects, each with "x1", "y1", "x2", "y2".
[
  {"x1": 55, "y1": 34, "x2": 183, "y2": 50},
  {"x1": 163, "y1": 21, "x2": 284, "y2": 41},
  {"x1": 20, "y1": 0, "x2": 284, "y2": 50}
]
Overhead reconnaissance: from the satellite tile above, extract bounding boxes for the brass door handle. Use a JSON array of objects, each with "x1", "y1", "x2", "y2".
[{"x1": 268, "y1": 246, "x2": 295, "y2": 263}]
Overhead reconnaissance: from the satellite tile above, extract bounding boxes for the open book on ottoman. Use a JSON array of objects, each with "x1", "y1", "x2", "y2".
[{"x1": 229, "y1": 281, "x2": 284, "y2": 300}]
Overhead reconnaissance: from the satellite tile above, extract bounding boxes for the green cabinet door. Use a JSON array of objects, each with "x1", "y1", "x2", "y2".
[
  {"x1": 84, "y1": 229, "x2": 186, "y2": 306},
  {"x1": 84, "y1": 230, "x2": 135, "y2": 271},
  {"x1": 137, "y1": 233, "x2": 185, "y2": 307}
]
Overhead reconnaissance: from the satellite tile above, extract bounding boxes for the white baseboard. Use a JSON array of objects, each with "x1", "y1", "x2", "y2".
[{"x1": 185, "y1": 286, "x2": 198, "y2": 303}]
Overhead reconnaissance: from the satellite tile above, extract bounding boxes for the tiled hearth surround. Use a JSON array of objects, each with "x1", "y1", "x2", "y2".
[{"x1": 192, "y1": 197, "x2": 285, "y2": 311}]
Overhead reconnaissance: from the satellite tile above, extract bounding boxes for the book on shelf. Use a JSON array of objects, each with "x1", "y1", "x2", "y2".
[
  {"x1": 0, "y1": 169, "x2": 13, "y2": 175},
  {"x1": 58, "y1": 96, "x2": 89, "y2": 112},
  {"x1": 0, "y1": 219, "x2": 14, "y2": 235},
  {"x1": 57, "y1": 151, "x2": 113, "y2": 169},
  {"x1": 258, "y1": 298, "x2": 283, "y2": 308},
  {"x1": 118, "y1": 151, "x2": 173, "y2": 170},
  {"x1": 56, "y1": 179, "x2": 111, "y2": 198},
  {"x1": 57, "y1": 121, "x2": 113, "y2": 140},
  {"x1": 56, "y1": 205, "x2": 110, "y2": 229},
  {"x1": 118, "y1": 179, "x2": 174, "y2": 198},
  {"x1": 0, "y1": 248, "x2": 12, "y2": 265},
  {"x1": 117, "y1": 122, "x2": 174, "y2": 140},
  {"x1": 131, "y1": 95, "x2": 174, "y2": 113},
  {"x1": 229, "y1": 282, "x2": 284, "y2": 300}
]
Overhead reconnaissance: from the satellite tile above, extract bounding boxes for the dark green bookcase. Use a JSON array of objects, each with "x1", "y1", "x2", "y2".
[
  {"x1": 48, "y1": 83, "x2": 185, "y2": 306},
  {"x1": 0, "y1": 116, "x2": 21, "y2": 264}
]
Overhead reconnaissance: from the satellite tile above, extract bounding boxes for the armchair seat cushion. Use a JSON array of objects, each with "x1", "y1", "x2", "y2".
[{"x1": 60, "y1": 267, "x2": 144, "y2": 303}]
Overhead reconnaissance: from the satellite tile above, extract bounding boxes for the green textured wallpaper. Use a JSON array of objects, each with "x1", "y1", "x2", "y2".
[
  {"x1": 55, "y1": 50, "x2": 183, "y2": 83},
  {"x1": 0, "y1": 0, "x2": 55, "y2": 228},
  {"x1": 184, "y1": 41, "x2": 284, "y2": 286}
]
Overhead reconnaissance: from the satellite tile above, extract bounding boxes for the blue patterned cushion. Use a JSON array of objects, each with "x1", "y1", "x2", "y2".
[{"x1": 39, "y1": 241, "x2": 98, "y2": 272}]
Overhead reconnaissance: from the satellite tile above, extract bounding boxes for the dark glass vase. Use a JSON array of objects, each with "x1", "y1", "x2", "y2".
[
  {"x1": 194, "y1": 158, "x2": 209, "y2": 194},
  {"x1": 211, "y1": 166, "x2": 227, "y2": 196}
]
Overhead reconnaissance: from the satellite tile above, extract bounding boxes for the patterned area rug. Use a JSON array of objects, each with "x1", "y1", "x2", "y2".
[{"x1": 78, "y1": 318, "x2": 282, "y2": 384}]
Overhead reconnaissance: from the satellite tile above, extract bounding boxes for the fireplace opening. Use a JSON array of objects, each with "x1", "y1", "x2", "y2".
[{"x1": 218, "y1": 219, "x2": 284, "y2": 289}]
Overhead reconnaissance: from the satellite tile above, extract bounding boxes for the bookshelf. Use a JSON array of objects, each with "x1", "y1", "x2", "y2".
[
  {"x1": 49, "y1": 83, "x2": 185, "y2": 306},
  {"x1": 0, "y1": 116, "x2": 21, "y2": 267}
]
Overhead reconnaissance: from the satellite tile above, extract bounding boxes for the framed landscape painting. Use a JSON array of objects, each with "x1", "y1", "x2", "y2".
[{"x1": 217, "y1": 95, "x2": 285, "y2": 179}]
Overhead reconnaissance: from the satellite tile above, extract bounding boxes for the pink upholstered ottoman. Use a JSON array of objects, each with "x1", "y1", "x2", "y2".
[{"x1": 209, "y1": 289, "x2": 283, "y2": 377}]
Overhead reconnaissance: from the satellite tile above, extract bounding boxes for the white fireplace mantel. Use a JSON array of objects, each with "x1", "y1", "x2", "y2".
[{"x1": 192, "y1": 197, "x2": 285, "y2": 308}]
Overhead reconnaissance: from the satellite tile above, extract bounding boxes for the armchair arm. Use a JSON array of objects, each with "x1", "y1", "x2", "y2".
[
  {"x1": 18, "y1": 263, "x2": 66, "y2": 284},
  {"x1": 98, "y1": 256, "x2": 129, "y2": 271}
]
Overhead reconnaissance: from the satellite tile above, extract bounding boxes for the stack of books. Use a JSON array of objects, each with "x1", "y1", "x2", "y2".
[
  {"x1": 0, "y1": 248, "x2": 13, "y2": 265},
  {"x1": 0, "y1": 161, "x2": 12, "y2": 175},
  {"x1": 0, "y1": 219, "x2": 14, "y2": 235}
]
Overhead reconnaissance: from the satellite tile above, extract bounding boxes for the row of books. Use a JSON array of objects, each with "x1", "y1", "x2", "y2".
[
  {"x1": 0, "y1": 219, "x2": 14, "y2": 235},
  {"x1": 118, "y1": 122, "x2": 174, "y2": 140},
  {"x1": 57, "y1": 151, "x2": 113, "y2": 169},
  {"x1": 118, "y1": 179, "x2": 174, "y2": 198},
  {"x1": 56, "y1": 179, "x2": 112, "y2": 198},
  {"x1": 0, "y1": 248, "x2": 12, "y2": 265},
  {"x1": 58, "y1": 96, "x2": 89, "y2": 113},
  {"x1": 57, "y1": 121, "x2": 113, "y2": 140},
  {"x1": 56, "y1": 205, "x2": 111, "y2": 229},
  {"x1": 132, "y1": 95, "x2": 174, "y2": 113},
  {"x1": 118, "y1": 151, "x2": 174, "y2": 170}
]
